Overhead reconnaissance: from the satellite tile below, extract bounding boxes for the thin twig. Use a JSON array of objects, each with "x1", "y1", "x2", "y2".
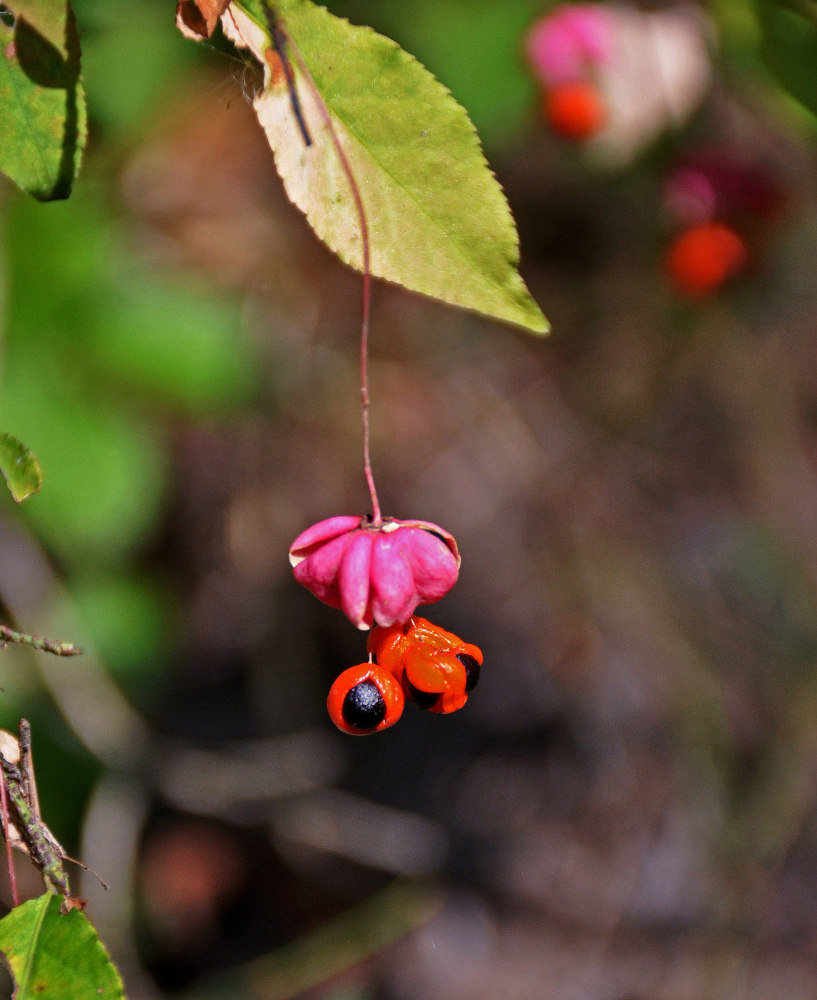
[
  {"x1": 0, "y1": 768, "x2": 18, "y2": 907},
  {"x1": 0, "y1": 748, "x2": 71, "y2": 898},
  {"x1": 0, "y1": 625, "x2": 82, "y2": 657}
]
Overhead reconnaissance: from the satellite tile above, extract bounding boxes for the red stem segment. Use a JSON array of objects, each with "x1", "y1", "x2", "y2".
[
  {"x1": 281, "y1": 23, "x2": 382, "y2": 525},
  {"x1": 360, "y1": 271, "x2": 379, "y2": 526}
]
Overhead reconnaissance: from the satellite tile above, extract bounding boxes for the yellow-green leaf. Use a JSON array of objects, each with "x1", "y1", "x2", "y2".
[
  {"x1": 6, "y1": 1, "x2": 67, "y2": 49},
  {"x1": 222, "y1": 0, "x2": 547, "y2": 334}
]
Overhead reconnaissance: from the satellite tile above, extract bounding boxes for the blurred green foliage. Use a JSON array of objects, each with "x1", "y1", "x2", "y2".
[
  {"x1": 0, "y1": 0, "x2": 257, "y2": 788},
  {"x1": 1, "y1": 187, "x2": 254, "y2": 557},
  {"x1": 756, "y1": 0, "x2": 817, "y2": 120},
  {"x1": 74, "y1": 0, "x2": 203, "y2": 134}
]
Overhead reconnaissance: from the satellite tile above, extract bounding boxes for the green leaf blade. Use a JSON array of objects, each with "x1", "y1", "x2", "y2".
[
  {"x1": 0, "y1": 2, "x2": 87, "y2": 200},
  {"x1": 0, "y1": 894, "x2": 126, "y2": 999},
  {"x1": 227, "y1": 0, "x2": 548, "y2": 333},
  {"x1": 6, "y1": 1, "x2": 69, "y2": 48},
  {"x1": 0, "y1": 432, "x2": 43, "y2": 502}
]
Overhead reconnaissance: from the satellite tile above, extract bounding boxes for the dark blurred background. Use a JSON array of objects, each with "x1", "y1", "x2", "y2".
[{"x1": 3, "y1": 0, "x2": 817, "y2": 997}]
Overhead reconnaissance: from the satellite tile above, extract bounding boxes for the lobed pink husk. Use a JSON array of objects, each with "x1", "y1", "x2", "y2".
[{"x1": 289, "y1": 516, "x2": 460, "y2": 629}]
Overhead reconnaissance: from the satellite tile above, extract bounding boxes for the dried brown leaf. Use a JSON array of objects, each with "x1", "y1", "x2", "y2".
[{"x1": 176, "y1": 0, "x2": 232, "y2": 40}]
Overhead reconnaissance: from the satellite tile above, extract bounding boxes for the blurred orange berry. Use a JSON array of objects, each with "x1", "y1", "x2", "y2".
[
  {"x1": 664, "y1": 222, "x2": 746, "y2": 299},
  {"x1": 544, "y1": 81, "x2": 606, "y2": 141}
]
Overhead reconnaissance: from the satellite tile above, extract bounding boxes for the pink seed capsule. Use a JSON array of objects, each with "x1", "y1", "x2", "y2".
[{"x1": 289, "y1": 515, "x2": 460, "y2": 630}]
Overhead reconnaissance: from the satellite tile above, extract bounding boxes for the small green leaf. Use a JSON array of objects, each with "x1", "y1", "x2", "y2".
[
  {"x1": 224, "y1": 0, "x2": 548, "y2": 334},
  {"x1": 0, "y1": 894, "x2": 126, "y2": 999},
  {"x1": 0, "y1": 432, "x2": 43, "y2": 502},
  {"x1": 0, "y1": 1, "x2": 87, "y2": 200}
]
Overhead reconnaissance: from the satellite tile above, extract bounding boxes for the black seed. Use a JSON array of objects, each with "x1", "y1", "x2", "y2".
[
  {"x1": 457, "y1": 654, "x2": 481, "y2": 692},
  {"x1": 342, "y1": 680, "x2": 386, "y2": 731},
  {"x1": 405, "y1": 678, "x2": 441, "y2": 711}
]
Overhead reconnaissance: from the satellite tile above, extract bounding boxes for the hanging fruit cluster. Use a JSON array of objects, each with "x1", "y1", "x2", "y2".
[{"x1": 290, "y1": 517, "x2": 482, "y2": 734}]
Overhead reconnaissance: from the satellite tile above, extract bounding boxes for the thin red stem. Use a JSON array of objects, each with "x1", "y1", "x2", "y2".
[
  {"x1": 359, "y1": 270, "x2": 380, "y2": 525},
  {"x1": 281, "y1": 23, "x2": 382, "y2": 525},
  {"x1": 0, "y1": 768, "x2": 19, "y2": 908}
]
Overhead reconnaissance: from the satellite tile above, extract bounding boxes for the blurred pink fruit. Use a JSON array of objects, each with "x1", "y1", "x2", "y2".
[{"x1": 526, "y1": 3, "x2": 614, "y2": 87}]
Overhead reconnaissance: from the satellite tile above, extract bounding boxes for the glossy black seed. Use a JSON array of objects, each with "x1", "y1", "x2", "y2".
[
  {"x1": 405, "y1": 678, "x2": 441, "y2": 711},
  {"x1": 457, "y1": 653, "x2": 481, "y2": 692},
  {"x1": 342, "y1": 680, "x2": 386, "y2": 731}
]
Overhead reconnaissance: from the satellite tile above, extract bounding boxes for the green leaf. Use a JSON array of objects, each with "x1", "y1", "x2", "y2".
[
  {"x1": 6, "y1": 1, "x2": 68, "y2": 47},
  {"x1": 0, "y1": 432, "x2": 42, "y2": 502},
  {"x1": 224, "y1": 0, "x2": 548, "y2": 333},
  {"x1": 0, "y1": 1, "x2": 87, "y2": 200},
  {"x1": 332, "y1": 0, "x2": 542, "y2": 149},
  {"x1": 0, "y1": 894, "x2": 126, "y2": 999}
]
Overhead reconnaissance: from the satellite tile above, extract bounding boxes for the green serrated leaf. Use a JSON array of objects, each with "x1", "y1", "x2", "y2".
[
  {"x1": 224, "y1": 0, "x2": 547, "y2": 334},
  {"x1": 0, "y1": 2, "x2": 87, "y2": 200},
  {"x1": 0, "y1": 432, "x2": 42, "y2": 502},
  {"x1": 0, "y1": 894, "x2": 126, "y2": 999},
  {"x1": 333, "y1": 0, "x2": 542, "y2": 147}
]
